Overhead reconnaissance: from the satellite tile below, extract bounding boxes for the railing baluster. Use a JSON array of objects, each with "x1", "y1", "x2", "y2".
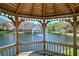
[
  {"x1": 12, "y1": 46, "x2": 15, "y2": 56},
  {"x1": 25, "y1": 45, "x2": 27, "y2": 51},
  {"x1": 24, "y1": 45, "x2": 26, "y2": 52},
  {"x1": 53, "y1": 44, "x2": 54, "y2": 52},
  {"x1": 49, "y1": 43, "x2": 50, "y2": 51},
  {"x1": 57, "y1": 44, "x2": 58, "y2": 53},
  {"x1": 63, "y1": 46, "x2": 64, "y2": 54},
  {"x1": 35, "y1": 44, "x2": 36, "y2": 51},
  {"x1": 48, "y1": 43, "x2": 49, "y2": 51},
  {"x1": 34, "y1": 44, "x2": 35, "y2": 51},
  {"x1": 50, "y1": 43, "x2": 52, "y2": 51},
  {"x1": 69, "y1": 46, "x2": 71, "y2": 56},
  {"x1": 22, "y1": 45, "x2": 23, "y2": 52},
  {"x1": 41, "y1": 43, "x2": 42, "y2": 50},
  {"x1": 19, "y1": 46, "x2": 20, "y2": 53},
  {"x1": 33, "y1": 44, "x2": 34, "y2": 51},
  {"x1": 54, "y1": 43, "x2": 56, "y2": 52},
  {"x1": 20, "y1": 45, "x2": 22, "y2": 52},
  {"x1": 66, "y1": 46, "x2": 67, "y2": 55},
  {"x1": 39, "y1": 44, "x2": 40, "y2": 51},
  {"x1": 36, "y1": 43, "x2": 37, "y2": 51},
  {"x1": 47, "y1": 43, "x2": 48, "y2": 51},
  {"x1": 8, "y1": 47, "x2": 10, "y2": 56},
  {"x1": 4, "y1": 48, "x2": 6, "y2": 56},
  {"x1": 0, "y1": 49, "x2": 1, "y2": 56},
  {"x1": 34, "y1": 44, "x2": 36, "y2": 51},
  {"x1": 23, "y1": 45, "x2": 25, "y2": 52},
  {"x1": 11, "y1": 47, "x2": 13, "y2": 56},
  {"x1": 52, "y1": 44, "x2": 53, "y2": 52},
  {"x1": 60, "y1": 45, "x2": 61, "y2": 54}
]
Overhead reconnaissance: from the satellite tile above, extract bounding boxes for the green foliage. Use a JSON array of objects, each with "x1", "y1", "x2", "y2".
[
  {"x1": 46, "y1": 22, "x2": 57, "y2": 33},
  {"x1": 0, "y1": 31, "x2": 10, "y2": 34},
  {"x1": 64, "y1": 49, "x2": 79, "y2": 56},
  {"x1": 46, "y1": 21, "x2": 73, "y2": 33}
]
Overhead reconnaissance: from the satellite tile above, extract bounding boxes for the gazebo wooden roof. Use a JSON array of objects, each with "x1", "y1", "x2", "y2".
[{"x1": 0, "y1": 3, "x2": 79, "y2": 18}]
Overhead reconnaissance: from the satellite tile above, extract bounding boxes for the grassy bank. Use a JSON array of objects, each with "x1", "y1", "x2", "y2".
[
  {"x1": 0, "y1": 31, "x2": 10, "y2": 34},
  {"x1": 48, "y1": 31, "x2": 79, "y2": 37},
  {"x1": 0, "y1": 31, "x2": 33, "y2": 34}
]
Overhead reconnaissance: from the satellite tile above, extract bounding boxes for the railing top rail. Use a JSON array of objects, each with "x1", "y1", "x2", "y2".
[
  {"x1": 46, "y1": 41, "x2": 73, "y2": 47},
  {"x1": 0, "y1": 43, "x2": 16, "y2": 49},
  {"x1": 19, "y1": 41, "x2": 43, "y2": 45},
  {"x1": 1, "y1": 41, "x2": 79, "y2": 50}
]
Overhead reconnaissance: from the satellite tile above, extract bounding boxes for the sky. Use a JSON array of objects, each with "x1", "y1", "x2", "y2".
[{"x1": 0, "y1": 15, "x2": 11, "y2": 21}]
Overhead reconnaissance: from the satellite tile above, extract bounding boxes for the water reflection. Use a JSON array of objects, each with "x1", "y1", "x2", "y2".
[
  {"x1": 0, "y1": 34, "x2": 16, "y2": 47},
  {"x1": 0, "y1": 33, "x2": 79, "y2": 47}
]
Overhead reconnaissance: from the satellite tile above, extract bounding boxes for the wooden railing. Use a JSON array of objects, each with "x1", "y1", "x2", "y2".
[
  {"x1": 77, "y1": 46, "x2": 79, "y2": 56},
  {"x1": 0, "y1": 41, "x2": 43, "y2": 56},
  {"x1": 0, "y1": 43, "x2": 16, "y2": 56},
  {"x1": 46, "y1": 41, "x2": 73, "y2": 56},
  {"x1": 0, "y1": 41, "x2": 79, "y2": 56},
  {"x1": 19, "y1": 41, "x2": 43, "y2": 53}
]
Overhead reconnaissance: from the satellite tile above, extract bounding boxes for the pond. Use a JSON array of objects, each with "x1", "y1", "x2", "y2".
[
  {"x1": 0, "y1": 32, "x2": 79, "y2": 47},
  {"x1": 0, "y1": 32, "x2": 79, "y2": 56}
]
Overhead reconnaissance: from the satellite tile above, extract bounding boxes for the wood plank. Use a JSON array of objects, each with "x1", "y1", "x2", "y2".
[
  {"x1": 30, "y1": 3, "x2": 35, "y2": 15},
  {"x1": 16, "y1": 4, "x2": 24, "y2": 14},
  {"x1": 53, "y1": 3, "x2": 56, "y2": 16}
]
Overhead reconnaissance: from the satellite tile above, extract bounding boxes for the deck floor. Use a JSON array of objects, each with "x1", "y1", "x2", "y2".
[{"x1": 18, "y1": 50, "x2": 67, "y2": 56}]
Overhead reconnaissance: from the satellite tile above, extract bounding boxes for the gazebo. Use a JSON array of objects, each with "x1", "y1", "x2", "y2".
[{"x1": 0, "y1": 3, "x2": 79, "y2": 56}]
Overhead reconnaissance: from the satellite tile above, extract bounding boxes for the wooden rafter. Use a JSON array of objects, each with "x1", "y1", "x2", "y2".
[
  {"x1": 16, "y1": 3, "x2": 23, "y2": 14},
  {"x1": 68, "y1": 4, "x2": 76, "y2": 13},
  {"x1": 30, "y1": 3, "x2": 35, "y2": 15},
  {"x1": 66, "y1": 4, "x2": 74, "y2": 14},
  {"x1": 42, "y1": 3, "x2": 46, "y2": 17},
  {"x1": 53, "y1": 3, "x2": 56, "y2": 15},
  {"x1": 3, "y1": 3, "x2": 17, "y2": 8}
]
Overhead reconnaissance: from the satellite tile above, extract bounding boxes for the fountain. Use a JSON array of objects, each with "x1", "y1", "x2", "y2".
[
  {"x1": 32, "y1": 27, "x2": 36, "y2": 41},
  {"x1": 32, "y1": 26, "x2": 42, "y2": 41}
]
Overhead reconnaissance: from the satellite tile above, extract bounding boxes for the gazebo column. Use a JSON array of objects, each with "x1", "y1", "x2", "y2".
[
  {"x1": 15, "y1": 16, "x2": 19, "y2": 55},
  {"x1": 73, "y1": 15, "x2": 78, "y2": 56},
  {"x1": 43, "y1": 18, "x2": 46, "y2": 50}
]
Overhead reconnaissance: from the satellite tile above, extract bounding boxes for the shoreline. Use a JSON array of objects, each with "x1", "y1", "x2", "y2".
[{"x1": 48, "y1": 32, "x2": 79, "y2": 37}]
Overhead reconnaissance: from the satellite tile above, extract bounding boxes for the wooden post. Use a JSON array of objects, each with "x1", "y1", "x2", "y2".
[
  {"x1": 43, "y1": 17, "x2": 46, "y2": 51},
  {"x1": 42, "y1": 3, "x2": 46, "y2": 51},
  {"x1": 0, "y1": 9, "x2": 1, "y2": 13},
  {"x1": 15, "y1": 16, "x2": 19, "y2": 55},
  {"x1": 73, "y1": 15, "x2": 77, "y2": 56}
]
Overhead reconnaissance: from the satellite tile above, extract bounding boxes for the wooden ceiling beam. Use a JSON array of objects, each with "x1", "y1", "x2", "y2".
[{"x1": 16, "y1": 3, "x2": 23, "y2": 14}]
